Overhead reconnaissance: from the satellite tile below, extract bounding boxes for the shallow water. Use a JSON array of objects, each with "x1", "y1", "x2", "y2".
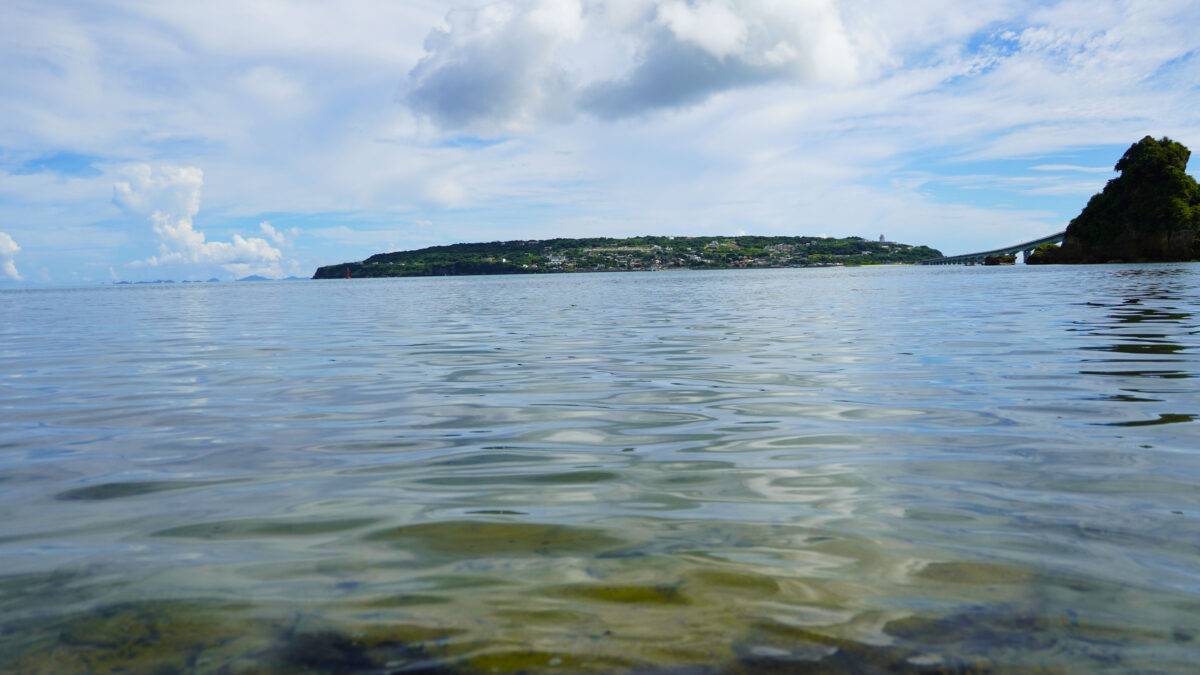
[{"x1": 1, "y1": 265, "x2": 1199, "y2": 673}]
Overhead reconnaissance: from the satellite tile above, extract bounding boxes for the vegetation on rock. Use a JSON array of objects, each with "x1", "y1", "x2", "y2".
[
  {"x1": 1032, "y1": 136, "x2": 1200, "y2": 263},
  {"x1": 313, "y1": 235, "x2": 942, "y2": 279},
  {"x1": 1024, "y1": 243, "x2": 1061, "y2": 264}
]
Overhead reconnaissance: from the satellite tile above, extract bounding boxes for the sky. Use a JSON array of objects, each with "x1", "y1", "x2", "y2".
[{"x1": 1, "y1": 0, "x2": 1199, "y2": 283}]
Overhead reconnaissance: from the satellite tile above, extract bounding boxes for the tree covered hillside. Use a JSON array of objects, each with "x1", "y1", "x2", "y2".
[
  {"x1": 312, "y1": 236, "x2": 942, "y2": 278},
  {"x1": 1030, "y1": 136, "x2": 1200, "y2": 263}
]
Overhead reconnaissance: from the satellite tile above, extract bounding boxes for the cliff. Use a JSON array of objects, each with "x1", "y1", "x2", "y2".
[{"x1": 1029, "y1": 136, "x2": 1200, "y2": 263}]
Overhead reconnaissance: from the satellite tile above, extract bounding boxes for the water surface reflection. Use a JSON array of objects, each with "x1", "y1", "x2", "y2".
[{"x1": 2, "y1": 265, "x2": 1199, "y2": 672}]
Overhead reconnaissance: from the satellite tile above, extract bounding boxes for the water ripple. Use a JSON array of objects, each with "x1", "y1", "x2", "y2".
[{"x1": 2, "y1": 266, "x2": 1200, "y2": 672}]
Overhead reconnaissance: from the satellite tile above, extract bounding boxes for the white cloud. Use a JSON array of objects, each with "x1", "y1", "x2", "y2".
[
  {"x1": 656, "y1": 1, "x2": 747, "y2": 59},
  {"x1": 258, "y1": 221, "x2": 297, "y2": 247},
  {"x1": 404, "y1": 0, "x2": 583, "y2": 132},
  {"x1": 0, "y1": 232, "x2": 22, "y2": 280},
  {"x1": 424, "y1": 174, "x2": 469, "y2": 207},
  {"x1": 259, "y1": 221, "x2": 285, "y2": 245},
  {"x1": 113, "y1": 164, "x2": 283, "y2": 274},
  {"x1": 112, "y1": 165, "x2": 203, "y2": 227},
  {"x1": 405, "y1": 0, "x2": 874, "y2": 129},
  {"x1": 238, "y1": 65, "x2": 304, "y2": 105},
  {"x1": 397, "y1": 0, "x2": 1200, "y2": 145},
  {"x1": 2, "y1": 0, "x2": 1199, "y2": 278}
]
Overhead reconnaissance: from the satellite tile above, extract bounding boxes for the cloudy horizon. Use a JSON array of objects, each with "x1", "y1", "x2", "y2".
[{"x1": 2, "y1": 0, "x2": 1198, "y2": 283}]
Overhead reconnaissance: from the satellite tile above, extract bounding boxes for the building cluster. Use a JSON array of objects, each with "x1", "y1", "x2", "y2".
[{"x1": 532, "y1": 239, "x2": 885, "y2": 271}]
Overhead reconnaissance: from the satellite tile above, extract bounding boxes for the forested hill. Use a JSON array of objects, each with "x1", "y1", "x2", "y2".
[
  {"x1": 1028, "y1": 136, "x2": 1200, "y2": 264},
  {"x1": 312, "y1": 235, "x2": 943, "y2": 279}
]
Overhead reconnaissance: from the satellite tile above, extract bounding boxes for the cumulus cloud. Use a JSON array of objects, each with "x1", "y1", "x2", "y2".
[
  {"x1": 113, "y1": 164, "x2": 283, "y2": 274},
  {"x1": 0, "y1": 232, "x2": 22, "y2": 281},
  {"x1": 6, "y1": 0, "x2": 1200, "y2": 275},
  {"x1": 404, "y1": 0, "x2": 867, "y2": 129},
  {"x1": 657, "y1": 1, "x2": 747, "y2": 59},
  {"x1": 258, "y1": 221, "x2": 298, "y2": 247},
  {"x1": 405, "y1": 0, "x2": 583, "y2": 131},
  {"x1": 583, "y1": 0, "x2": 865, "y2": 118},
  {"x1": 579, "y1": 37, "x2": 775, "y2": 118}
]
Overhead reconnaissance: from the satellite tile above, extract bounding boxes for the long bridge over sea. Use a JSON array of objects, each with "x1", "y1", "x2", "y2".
[{"x1": 920, "y1": 231, "x2": 1066, "y2": 265}]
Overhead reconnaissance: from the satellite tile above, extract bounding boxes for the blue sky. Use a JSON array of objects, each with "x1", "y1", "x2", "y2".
[{"x1": 1, "y1": 0, "x2": 1198, "y2": 282}]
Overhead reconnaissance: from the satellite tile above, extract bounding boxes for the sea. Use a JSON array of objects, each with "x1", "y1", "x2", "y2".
[{"x1": 1, "y1": 264, "x2": 1198, "y2": 673}]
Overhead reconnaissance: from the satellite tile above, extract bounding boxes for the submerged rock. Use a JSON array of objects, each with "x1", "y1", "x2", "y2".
[{"x1": 1037, "y1": 136, "x2": 1200, "y2": 263}]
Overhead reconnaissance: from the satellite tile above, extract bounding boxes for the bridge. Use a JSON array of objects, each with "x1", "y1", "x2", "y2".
[{"x1": 920, "y1": 231, "x2": 1066, "y2": 265}]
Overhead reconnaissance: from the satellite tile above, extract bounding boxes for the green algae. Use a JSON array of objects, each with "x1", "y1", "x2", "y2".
[
  {"x1": 745, "y1": 617, "x2": 948, "y2": 674},
  {"x1": 463, "y1": 647, "x2": 632, "y2": 674},
  {"x1": 4, "y1": 518, "x2": 1191, "y2": 673},
  {"x1": 415, "y1": 469, "x2": 619, "y2": 486},
  {"x1": 410, "y1": 574, "x2": 509, "y2": 591},
  {"x1": 492, "y1": 608, "x2": 583, "y2": 625},
  {"x1": 0, "y1": 568, "x2": 91, "y2": 605},
  {"x1": 546, "y1": 583, "x2": 689, "y2": 605},
  {"x1": 0, "y1": 601, "x2": 467, "y2": 675},
  {"x1": 364, "y1": 520, "x2": 625, "y2": 557},
  {"x1": 4, "y1": 591, "x2": 1178, "y2": 674},
  {"x1": 1, "y1": 600, "x2": 263, "y2": 675},
  {"x1": 151, "y1": 517, "x2": 377, "y2": 539},
  {"x1": 527, "y1": 470, "x2": 620, "y2": 484},
  {"x1": 688, "y1": 569, "x2": 781, "y2": 596},
  {"x1": 0, "y1": 568, "x2": 129, "y2": 620},
  {"x1": 914, "y1": 561, "x2": 1037, "y2": 585},
  {"x1": 356, "y1": 593, "x2": 453, "y2": 608},
  {"x1": 56, "y1": 479, "x2": 240, "y2": 501}
]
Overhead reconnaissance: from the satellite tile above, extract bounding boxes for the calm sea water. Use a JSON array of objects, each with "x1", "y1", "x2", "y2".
[{"x1": 1, "y1": 265, "x2": 1199, "y2": 673}]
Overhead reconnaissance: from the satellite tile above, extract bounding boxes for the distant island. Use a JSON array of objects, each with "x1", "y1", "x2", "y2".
[
  {"x1": 312, "y1": 236, "x2": 942, "y2": 279},
  {"x1": 114, "y1": 278, "x2": 220, "y2": 285},
  {"x1": 111, "y1": 276, "x2": 306, "y2": 284},
  {"x1": 1029, "y1": 136, "x2": 1200, "y2": 264}
]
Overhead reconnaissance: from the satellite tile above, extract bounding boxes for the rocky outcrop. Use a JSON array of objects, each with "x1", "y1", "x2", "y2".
[{"x1": 1029, "y1": 136, "x2": 1200, "y2": 263}]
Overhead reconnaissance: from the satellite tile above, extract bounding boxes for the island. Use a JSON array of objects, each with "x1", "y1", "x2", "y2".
[
  {"x1": 312, "y1": 236, "x2": 942, "y2": 279},
  {"x1": 1029, "y1": 136, "x2": 1200, "y2": 264}
]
